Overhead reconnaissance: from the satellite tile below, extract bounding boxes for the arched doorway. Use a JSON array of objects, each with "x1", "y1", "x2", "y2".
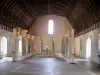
[
  {"x1": 86, "y1": 37, "x2": 91, "y2": 59},
  {"x1": 1, "y1": 36, "x2": 7, "y2": 56}
]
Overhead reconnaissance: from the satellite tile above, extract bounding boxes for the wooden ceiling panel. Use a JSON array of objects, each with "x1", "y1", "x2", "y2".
[{"x1": 0, "y1": 0, "x2": 99, "y2": 33}]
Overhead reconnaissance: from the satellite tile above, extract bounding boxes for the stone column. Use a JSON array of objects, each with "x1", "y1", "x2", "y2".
[
  {"x1": 52, "y1": 36, "x2": 55, "y2": 55},
  {"x1": 40, "y1": 36, "x2": 43, "y2": 54},
  {"x1": 61, "y1": 36, "x2": 64, "y2": 55},
  {"x1": 31, "y1": 36, "x2": 35, "y2": 55},
  {"x1": 12, "y1": 28, "x2": 17, "y2": 62},
  {"x1": 66, "y1": 30, "x2": 70, "y2": 57},
  {"x1": 65, "y1": 31, "x2": 70, "y2": 56},
  {"x1": 21, "y1": 30, "x2": 28, "y2": 55},
  {"x1": 64, "y1": 37, "x2": 66, "y2": 56},
  {"x1": 61, "y1": 36, "x2": 63, "y2": 54},
  {"x1": 0, "y1": 38, "x2": 2, "y2": 59},
  {"x1": 16, "y1": 28, "x2": 21, "y2": 57},
  {"x1": 66, "y1": 38, "x2": 68, "y2": 56},
  {"x1": 64, "y1": 36, "x2": 67, "y2": 56},
  {"x1": 70, "y1": 29, "x2": 75, "y2": 64},
  {"x1": 67, "y1": 37, "x2": 71, "y2": 57},
  {"x1": 71, "y1": 29, "x2": 75, "y2": 54},
  {"x1": 26, "y1": 34, "x2": 30, "y2": 55}
]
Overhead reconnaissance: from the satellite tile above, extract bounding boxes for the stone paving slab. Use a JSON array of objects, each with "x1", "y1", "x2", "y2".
[{"x1": 0, "y1": 57, "x2": 95, "y2": 75}]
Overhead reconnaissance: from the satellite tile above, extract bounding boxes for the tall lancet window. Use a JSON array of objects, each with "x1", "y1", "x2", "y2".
[{"x1": 48, "y1": 20, "x2": 54, "y2": 34}]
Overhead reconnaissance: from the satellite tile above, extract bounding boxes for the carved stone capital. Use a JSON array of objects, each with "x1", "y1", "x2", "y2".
[
  {"x1": 40, "y1": 36, "x2": 44, "y2": 41},
  {"x1": 27, "y1": 34, "x2": 30, "y2": 39},
  {"x1": 31, "y1": 36, "x2": 35, "y2": 40},
  {"x1": 53, "y1": 37, "x2": 56, "y2": 42},
  {"x1": 21, "y1": 30, "x2": 28, "y2": 37},
  {"x1": 16, "y1": 27, "x2": 21, "y2": 35}
]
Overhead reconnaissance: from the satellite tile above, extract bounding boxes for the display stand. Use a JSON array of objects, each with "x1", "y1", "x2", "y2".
[{"x1": 70, "y1": 53, "x2": 76, "y2": 64}]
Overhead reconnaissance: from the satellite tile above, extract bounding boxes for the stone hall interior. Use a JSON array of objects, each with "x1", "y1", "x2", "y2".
[{"x1": 0, "y1": 0, "x2": 100, "y2": 75}]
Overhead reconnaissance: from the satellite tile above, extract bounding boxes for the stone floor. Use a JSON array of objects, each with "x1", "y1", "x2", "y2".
[
  {"x1": 0, "y1": 57, "x2": 100, "y2": 75},
  {"x1": 75, "y1": 59, "x2": 100, "y2": 75}
]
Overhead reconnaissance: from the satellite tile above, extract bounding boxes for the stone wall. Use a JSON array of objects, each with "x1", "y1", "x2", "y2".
[{"x1": 30, "y1": 15, "x2": 72, "y2": 54}]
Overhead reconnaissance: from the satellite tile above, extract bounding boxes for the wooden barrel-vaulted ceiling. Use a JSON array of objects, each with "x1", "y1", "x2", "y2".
[{"x1": 0, "y1": 0, "x2": 100, "y2": 33}]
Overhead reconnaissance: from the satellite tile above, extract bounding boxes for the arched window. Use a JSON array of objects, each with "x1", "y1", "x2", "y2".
[
  {"x1": 1, "y1": 36, "x2": 7, "y2": 55},
  {"x1": 18, "y1": 36, "x2": 22, "y2": 55},
  {"x1": 86, "y1": 37, "x2": 91, "y2": 59},
  {"x1": 48, "y1": 20, "x2": 54, "y2": 34}
]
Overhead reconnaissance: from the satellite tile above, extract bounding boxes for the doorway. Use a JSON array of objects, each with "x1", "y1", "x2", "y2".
[
  {"x1": 0, "y1": 36, "x2": 12, "y2": 61},
  {"x1": 86, "y1": 37, "x2": 91, "y2": 60},
  {"x1": 1, "y1": 36, "x2": 7, "y2": 56}
]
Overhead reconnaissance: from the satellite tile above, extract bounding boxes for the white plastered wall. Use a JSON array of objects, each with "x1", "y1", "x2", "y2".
[{"x1": 75, "y1": 28, "x2": 100, "y2": 63}]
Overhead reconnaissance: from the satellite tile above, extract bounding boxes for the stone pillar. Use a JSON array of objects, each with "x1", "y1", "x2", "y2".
[
  {"x1": 64, "y1": 36, "x2": 67, "y2": 56},
  {"x1": 70, "y1": 29, "x2": 75, "y2": 64},
  {"x1": 12, "y1": 28, "x2": 17, "y2": 62},
  {"x1": 68, "y1": 37, "x2": 71, "y2": 57},
  {"x1": 66, "y1": 38, "x2": 68, "y2": 56},
  {"x1": 25, "y1": 38, "x2": 28, "y2": 55},
  {"x1": 64, "y1": 37, "x2": 66, "y2": 56},
  {"x1": 40, "y1": 36, "x2": 43, "y2": 54},
  {"x1": 61, "y1": 36, "x2": 64, "y2": 55},
  {"x1": 71, "y1": 29, "x2": 75, "y2": 54},
  {"x1": 16, "y1": 28, "x2": 21, "y2": 57},
  {"x1": 26, "y1": 34, "x2": 30, "y2": 55},
  {"x1": 31, "y1": 36, "x2": 35, "y2": 55},
  {"x1": 65, "y1": 31, "x2": 70, "y2": 56},
  {"x1": 21, "y1": 30, "x2": 28, "y2": 55},
  {"x1": 52, "y1": 36, "x2": 55, "y2": 55},
  {"x1": 0, "y1": 38, "x2": 2, "y2": 59},
  {"x1": 61, "y1": 36, "x2": 63, "y2": 54}
]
